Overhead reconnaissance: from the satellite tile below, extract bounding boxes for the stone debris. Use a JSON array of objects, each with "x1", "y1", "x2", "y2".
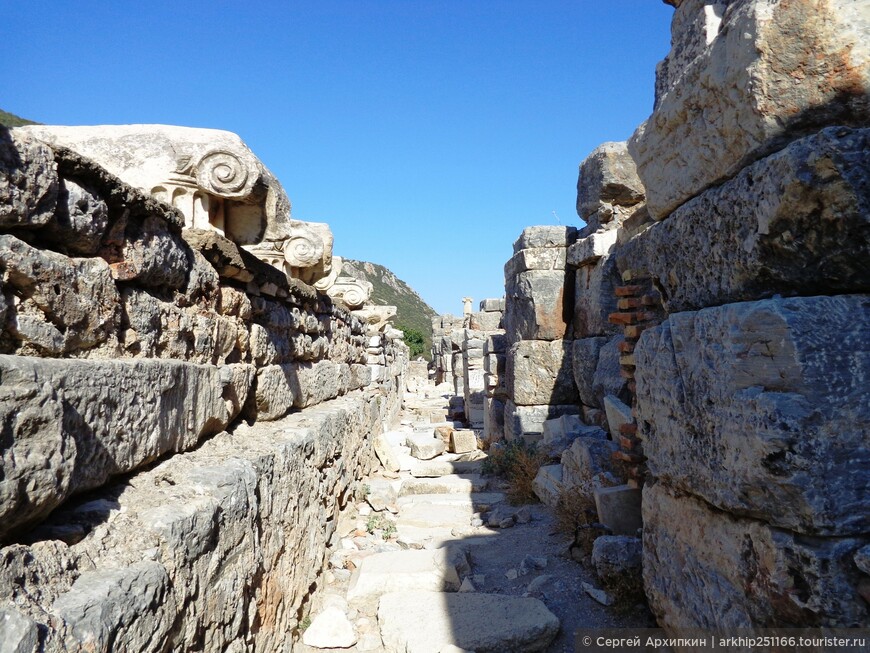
[
  {"x1": 302, "y1": 606, "x2": 357, "y2": 649},
  {"x1": 582, "y1": 582, "x2": 615, "y2": 607},
  {"x1": 408, "y1": 433, "x2": 447, "y2": 460},
  {"x1": 346, "y1": 549, "x2": 461, "y2": 602}
]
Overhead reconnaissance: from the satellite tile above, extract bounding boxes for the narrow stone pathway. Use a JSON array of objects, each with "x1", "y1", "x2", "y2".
[{"x1": 297, "y1": 381, "x2": 654, "y2": 653}]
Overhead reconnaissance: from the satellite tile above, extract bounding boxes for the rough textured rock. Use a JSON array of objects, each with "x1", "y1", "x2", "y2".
[
  {"x1": 378, "y1": 591, "x2": 560, "y2": 653},
  {"x1": 504, "y1": 270, "x2": 574, "y2": 343},
  {"x1": 302, "y1": 606, "x2": 357, "y2": 648},
  {"x1": 566, "y1": 228, "x2": 618, "y2": 267},
  {"x1": 635, "y1": 294, "x2": 869, "y2": 535},
  {"x1": 0, "y1": 355, "x2": 250, "y2": 542},
  {"x1": 619, "y1": 128, "x2": 870, "y2": 313},
  {"x1": 561, "y1": 437, "x2": 618, "y2": 490},
  {"x1": 506, "y1": 339, "x2": 577, "y2": 406},
  {"x1": 503, "y1": 400, "x2": 580, "y2": 442},
  {"x1": 644, "y1": 483, "x2": 869, "y2": 630},
  {"x1": 0, "y1": 130, "x2": 58, "y2": 229},
  {"x1": 253, "y1": 361, "x2": 351, "y2": 420},
  {"x1": 0, "y1": 391, "x2": 389, "y2": 652},
  {"x1": 45, "y1": 178, "x2": 109, "y2": 255},
  {"x1": 576, "y1": 141, "x2": 644, "y2": 220},
  {"x1": 631, "y1": 0, "x2": 870, "y2": 219},
  {"x1": 532, "y1": 465, "x2": 563, "y2": 508},
  {"x1": 591, "y1": 535, "x2": 642, "y2": 588},
  {"x1": 573, "y1": 253, "x2": 621, "y2": 338},
  {"x1": 572, "y1": 336, "x2": 607, "y2": 407},
  {"x1": 512, "y1": 226, "x2": 578, "y2": 253},
  {"x1": 0, "y1": 234, "x2": 121, "y2": 355}
]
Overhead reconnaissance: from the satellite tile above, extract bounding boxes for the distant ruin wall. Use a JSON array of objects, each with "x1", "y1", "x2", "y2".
[{"x1": 0, "y1": 126, "x2": 406, "y2": 651}]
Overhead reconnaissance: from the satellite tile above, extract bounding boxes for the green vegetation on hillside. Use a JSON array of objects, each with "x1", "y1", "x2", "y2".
[
  {"x1": 341, "y1": 259, "x2": 437, "y2": 360},
  {"x1": 0, "y1": 109, "x2": 38, "y2": 127}
]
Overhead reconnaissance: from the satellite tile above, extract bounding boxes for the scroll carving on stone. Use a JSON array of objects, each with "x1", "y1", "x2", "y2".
[
  {"x1": 327, "y1": 277, "x2": 373, "y2": 310},
  {"x1": 352, "y1": 305, "x2": 398, "y2": 334}
]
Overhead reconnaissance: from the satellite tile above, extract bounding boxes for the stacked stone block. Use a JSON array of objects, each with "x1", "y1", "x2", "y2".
[
  {"x1": 0, "y1": 126, "x2": 407, "y2": 650},
  {"x1": 503, "y1": 226, "x2": 579, "y2": 441},
  {"x1": 483, "y1": 329, "x2": 508, "y2": 443},
  {"x1": 462, "y1": 298, "x2": 504, "y2": 430},
  {"x1": 617, "y1": 0, "x2": 870, "y2": 631}
]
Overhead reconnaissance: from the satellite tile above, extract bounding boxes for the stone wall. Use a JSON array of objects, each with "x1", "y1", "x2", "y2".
[
  {"x1": 0, "y1": 125, "x2": 406, "y2": 650},
  {"x1": 496, "y1": 0, "x2": 869, "y2": 630}
]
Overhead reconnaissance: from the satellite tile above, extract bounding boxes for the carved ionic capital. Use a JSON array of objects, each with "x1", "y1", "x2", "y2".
[
  {"x1": 352, "y1": 305, "x2": 398, "y2": 334},
  {"x1": 327, "y1": 277, "x2": 373, "y2": 310}
]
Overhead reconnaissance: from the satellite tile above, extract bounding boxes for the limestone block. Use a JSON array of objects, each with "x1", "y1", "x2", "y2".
[
  {"x1": 504, "y1": 270, "x2": 574, "y2": 343},
  {"x1": 0, "y1": 234, "x2": 121, "y2": 355},
  {"x1": 591, "y1": 535, "x2": 642, "y2": 590},
  {"x1": 0, "y1": 355, "x2": 242, "y2": 543},
  {"x1": 643, "y1": 483, "x2": 869, "y2": 630},
  {"x1": 46, "y1": 178, "x2": 109, "y2": 255},
  {"x1": 576, "y1": 141, "x2": 644, "y2": 220},
  {"x1": 346, "y1": 549, "x2": 460, "y2": 601},
  {"x1": 373, "y1": 433, "x2": 401, "y2": 473},
  {"x1": 573, "y1": 253, "x2": 620, "y2": 338},
  {"x1": 18, "y1": 124, "x2": 289, "y2": 245},
  {"x1": 468, "y1": 311, "x2": 501, "y2": 331},
  {"x1": 449, "y1": 429, "x2": 477, "y2": 454},
  {"x1": 592, "y1": 336, "x2": 627, "y2": 409},
  {"x1": 620, "y1": 128, "x2": 870, "y2": 313},
  {"x1": 572, "y1": 336, "x2": 607, "y2": 407},
  {"x1": 561, "y1": 437, "x2": 618, "y2": 490},
  {"x1": 504, "y1": 247, "x2": 567, "y2": 278},
  {"x1": 378, "y1": 591, "x2": 559, "y2": 653},
  {"x1": 254, "y1": 360, "x2": 350, "y2": 420},
  {"x1": 408, "y1": 433, "x2": 446, "y2": 460},
  {"x1": 0, "y1": 392, "x2": 385, "y2": 652},
  {"x1": 353, "y1": 305, "x2": 397, "y2": 334},
  {"x1": 636, "y1": 295, "x2": 870, "y2": 535},
  {"x1": 484, "y1": 331, "x2": 507, "y2": 355},
  {"x1": 0, "y1": 130, "x2": 58, "y2": 229},
  {"x1": 0, "y1": 606, "x2": 40, "y2": 653},
  {"x1": 327, "y1": 276, "x2": 373, "y2": 310},
  {"x1": 302, "y1": 606, "x2": 356, "y2": 648},
  {"x1": 603, "y1": 395, "x2": 633, "y2": 437},
  {"x1": 593, "y1": 485, "x2": 642, "y2": 537},
  {"x1": 398, "y1": 475, "x2": 488, "y2": 497},
  {"x1": 532, "y1": 465, "x2": 563, "y2": 508},
  {"x1": 503, "y1": 400, "x2": 579, "y2": 443},
  {"x1": 479, "y1": 298, "x2": 505, "y2": 312},
  {"x1": 506, "y1": 339, "x2": 578, "y2": 407},
  {"x1": 566, "y1": 228, "x2": 618, "y2": 267},
  {"x1": 630, "y1": 0, "x2": 870, "y2": 219},
  {"x1": 484, "y1": 396, "x2": 505, "y2": 442},
  {"x1": 512, "y1": 225, "x2": 578, "y2": 253}
]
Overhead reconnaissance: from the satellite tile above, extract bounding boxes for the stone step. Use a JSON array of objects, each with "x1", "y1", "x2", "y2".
[
  {"x1": 346, "y1": 549, "x2": 461, "y2": 603},
  {"x1": 396, "y1": 492, "x2": 505, "y2": 510},
  {"x1": 378, "y1": 590, "x2": 560, "y2": 653},
  {"x1": 409, "y1": 459, "x2": 484, "y2": 478},
  {"x1": 398, "y1": 475, "x2": 488, "y2": 497}
]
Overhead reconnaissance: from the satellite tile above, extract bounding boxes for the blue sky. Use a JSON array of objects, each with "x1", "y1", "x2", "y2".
[{"x1": 4, "y1": 1, "x2": 673, "y2": 315}]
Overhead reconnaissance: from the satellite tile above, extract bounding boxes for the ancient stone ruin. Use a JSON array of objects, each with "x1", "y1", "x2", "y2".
[{"x1": 1, "y1": 0, "x2": 868, "y2": 651}]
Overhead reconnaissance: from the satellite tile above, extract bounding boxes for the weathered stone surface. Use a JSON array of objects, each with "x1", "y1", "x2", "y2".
[
  {"x1": 449, "y1": 429, "x2": 477, "y2": 454},
  {"x1": 0, "y1": 605, "x2": 40, "y2": 653},
  {"x1": 576, "y1": 141, "x2": 644, "y2": 220},
  {"x1": 503, "y1": 400, "x2": 579, "y2": 442},
  {"x1": 479, "y1": 298, "x2": 505, "y2": 312},
  {"x1": 620, "y1": 128, "x2": 870, "y2": 312},
  {"x1": 44, "y1": 178, "x2": 109, "y2": 255},
  {"x1": 0, "y1": 234, "x2": 121, "y2": 355},
  {"x1": 636, "y1": 295, "x2": 870, "y2": 535},
  {"x1": 506, "y1": 339, "x2": 578, "y2": 406},
  {"x1": 603, "y1": 395, "x2": 632, "y2": 437},
  {"x1": 254, "y1": 360, "x2": 351, "y2": 420},
  {"x1": 399, "y1": 475, "x2": 488, "y2": 497},
  {"x1": 302, "y1": 606, "x2": 357, "y2": 648},
  {"x1": 572, "y1": 336, "x2": 607, "y2": 407},
  {"x1": 512, "y1": 226, "x2": 578, "y2": 253},
  {"x1": 566, "y1": 228, "x2": 618, "y2": 267},
  {"x1": 561, "y1": 437, "x2": 618, "y2": 490},
  {"x1": 346, "y1": 550, "x2": 460, "y2": 602},
  {"x1": 594, "y1": 485, "x2": 642, "y2": 537},
  {"x1": 0, "y1": 130, "x2": 58, "y2": 229},
  {"x1": 532, "y1": 465, "x2": 563, "y2": 508},
  {"x1": 408, "y1": 433, "x2": 447, "y2": 460},
  {"x1": 591, "y1": 535, "x2": 642, "y2": 588},
  {"x1": 378, "y1": 591, "x2": 559, "y2": 653},
  {"x1": 631, "y1": 1, "x2": 870, "y2": 219},
  {"x1": 468, "y1": 311, "x2": 501, "y2": 331},
  {"x1": 504, "y1": 270, "x2": 574, "y2": 343},
  {"x1": 573, "y1": 253, "x2": 620, "y2": 338},
  {"x1": 644, "y1": 483, "x2": 869, "y2": 630},
  {"x1": 504, "y1": 248, "x2": 567, "y2": 278},
  {"x1": 18, "y1": 124, "x2": 289, "y2": 245},
  {"x1": 0, "y1": 392, "x2": 388, "y2": 652},
  {"x1": 0, "y1": 355, "x2": 247, "y2": 542}
]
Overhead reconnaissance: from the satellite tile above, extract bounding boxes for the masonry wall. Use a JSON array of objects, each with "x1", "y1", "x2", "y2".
[{"x1": 0, "y1": 128, "x2": 406, "y2": 651}]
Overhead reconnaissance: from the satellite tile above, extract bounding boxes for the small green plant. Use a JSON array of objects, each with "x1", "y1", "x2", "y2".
[
  {"x1": 365, "y1": 513, "x2": 397, "y2": 540},
  {"x1": 298, "y1": 615, "x2": 311, "y2": 633},
  {"x1": 362, "y1": 483, "x2": 371, "y2": 496}
]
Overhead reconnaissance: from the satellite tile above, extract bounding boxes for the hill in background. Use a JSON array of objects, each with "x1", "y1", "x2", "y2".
[
  {"x1": 0, "y1": 109, "x2": 38, "y2": 127},
  {"x1": 341, "y1": 259, "x2": 437, "y2": 360}
]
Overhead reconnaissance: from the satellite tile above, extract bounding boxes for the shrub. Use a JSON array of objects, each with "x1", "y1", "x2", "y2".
[{"x1": 482, "y1": 440, "x2": 549, "y2": 505}]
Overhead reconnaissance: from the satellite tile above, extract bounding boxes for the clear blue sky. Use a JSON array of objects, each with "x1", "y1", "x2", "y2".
[{"x1": 4, "y1": 1, "x2": 673, "y2": 315}]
